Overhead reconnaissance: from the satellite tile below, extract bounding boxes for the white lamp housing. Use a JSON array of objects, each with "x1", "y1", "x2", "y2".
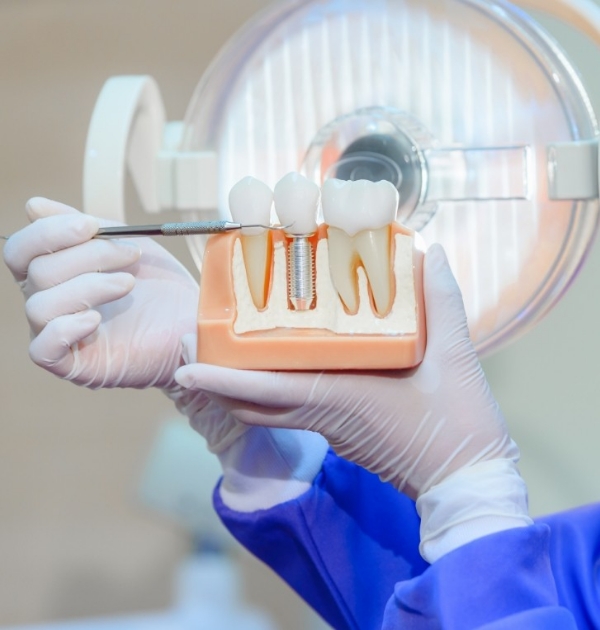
[{"x1": 83, "y1": 0, "x2": 600, "y2": 355}]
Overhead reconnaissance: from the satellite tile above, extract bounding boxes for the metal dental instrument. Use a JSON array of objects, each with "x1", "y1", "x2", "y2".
[
  {"x1": 94, "y1": 221, "x2": 290, "y2": 238},
  {"x1": 0, "y1": 221, "x2": 288, "y2": 241}
]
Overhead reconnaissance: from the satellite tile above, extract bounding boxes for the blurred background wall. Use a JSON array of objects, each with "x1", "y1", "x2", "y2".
[
  {"x1": 0, "y1": 0, "x2": 599, "y2": 628},
  {"x1": 0, "y1": 1, "x2": 324, "y2": 628}
]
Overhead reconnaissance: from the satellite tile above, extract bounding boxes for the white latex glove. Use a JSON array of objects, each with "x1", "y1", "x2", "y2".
[
  {"x1": 3, "y1": 197, "x2": 248, "y2": 450},
  {"x1": 3, "y1": 197, "x2": 198, "y2": 390},
  {"x1": 179, "y1": 334, "x2": 329, "y2": 512},
  {"x1": 174, "y1": 244, "x2": 519, "y2": 501}
]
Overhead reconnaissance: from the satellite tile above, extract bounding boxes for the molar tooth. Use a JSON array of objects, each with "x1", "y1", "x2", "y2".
[
  {"x1": 322, "y1": 179, "x2": 399, "y2": 316},
  {"x1": 229, "y1": 176, "x2": 273, "y2": 310},
  {"x1": 320, "y1": 178, "x2": 352, "y2": 232}
]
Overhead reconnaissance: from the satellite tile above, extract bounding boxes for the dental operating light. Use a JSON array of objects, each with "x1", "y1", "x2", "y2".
[{"x1": 83, "y1": 0, "x2": 600, "y2": 355}]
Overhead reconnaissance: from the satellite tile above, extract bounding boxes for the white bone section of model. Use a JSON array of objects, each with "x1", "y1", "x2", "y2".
[
  {"x1": 231, "y1": 232, "x2": 416, "y2": 335},
  {"x1": 229, "y1": 176, "x2": 273, "y2": 310},
  {"x1": 322, "y1": 179, "x2": 399, "y2": 316},
  {"x1": 273, "y1": 172, "x2": 320, "y2": 310}
]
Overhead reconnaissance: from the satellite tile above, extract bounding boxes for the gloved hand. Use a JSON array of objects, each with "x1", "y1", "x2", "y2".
[
  {"x1": 174, "y1": 244, "x2": 519, "y2": 501},
  {"x1": 3, "y1": 197, "x2": 198, "y2": 391},
  {"x1": 3, "y1": 197, "x2": 327, "y2": 510},
  {"x1": 178, "y1": 333, "x2": 329, "y2": 512}
]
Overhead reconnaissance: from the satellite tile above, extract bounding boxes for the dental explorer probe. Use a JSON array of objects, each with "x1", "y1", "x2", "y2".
[
  {"x1": 0, "y1": 221, "x2": 290, "y2": 240},
  {"x1": 94, "y1": 221, "x2": 289, "y2": 238}
]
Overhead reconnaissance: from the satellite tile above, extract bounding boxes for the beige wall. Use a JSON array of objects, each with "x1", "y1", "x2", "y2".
[
  {"x1": 1, "y1": 0, "x2": 600, "y2": 627},
  {"x1": 0, "y1": 1, "x2": 320, "y2": 628}
]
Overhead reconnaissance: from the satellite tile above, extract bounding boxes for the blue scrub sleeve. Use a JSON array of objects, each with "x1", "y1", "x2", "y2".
[
  {"x1": 215, "y1": 449, "x2": 598, "y2": 629},
  {"x1": 214, "y1": 449, "x2": 428, "y2": 630},
  {"x1": 541, "y1": 504, "x2": 600, "y2": 629},
  {"x1": 386, "y1": 524, "x2": 577, "y2": 629}
]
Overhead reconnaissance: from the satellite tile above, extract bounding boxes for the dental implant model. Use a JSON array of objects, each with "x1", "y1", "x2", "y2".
[
  {"x1": 273, "y1": 172, "x2": 320, "y2": 311},
  {"x1": 196, "y1": 173, "x2": 426, "y2": 370}
]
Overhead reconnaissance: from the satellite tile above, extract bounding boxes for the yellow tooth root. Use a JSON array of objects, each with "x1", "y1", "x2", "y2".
[
  {"x1": 240, "y1": 232, "x2": 271, "y2": 310},
  {"x1": 326, "y1": 227, "x2": 360, "y2": 314},
  {"x1": 354, "y1": 226, "x2": 394, "y2": 317}
]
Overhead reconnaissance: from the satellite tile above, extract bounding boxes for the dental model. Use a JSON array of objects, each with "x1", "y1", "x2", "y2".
[{"x1": 197, "y1": 173, "x2": 426, "y2": 370}]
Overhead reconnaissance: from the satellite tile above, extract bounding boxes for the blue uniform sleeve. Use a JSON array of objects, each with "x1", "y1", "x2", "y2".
[
  {"x1": 214, "y1": 449, "x2": 428, "y2": 630},
  {"x1": 215, "y1": 449, "x2": 599, "y2": 630},
  {"x1": 541, "y1": 504, "x2": 600, "y2": 629},
  {"x1": 384, "y1": 524, "x2": 578, "y2": 629}
]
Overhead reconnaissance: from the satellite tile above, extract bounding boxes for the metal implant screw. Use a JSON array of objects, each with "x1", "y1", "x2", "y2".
[{"x1": 287, "y1": 236, "x2": 315, "y2": 311}]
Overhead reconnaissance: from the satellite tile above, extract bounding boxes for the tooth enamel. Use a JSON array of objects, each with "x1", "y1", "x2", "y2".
[
  {"x1": 273, "y1": 172, "x2": 320, "y2": 235},
  {"x1": 229, "y1": 176, "x2": 273, "y2": 235},
  {"x1": 229, "y1": 176, "x2": 273, "y2": 309},
  {"x1": 322, "y1": 179, "x2": 399, "y2": 316}
]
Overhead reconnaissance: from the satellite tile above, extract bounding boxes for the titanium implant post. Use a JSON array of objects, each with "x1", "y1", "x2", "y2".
[{"x1": 287, "y1": 235, "x2": 316, "y2": 311}]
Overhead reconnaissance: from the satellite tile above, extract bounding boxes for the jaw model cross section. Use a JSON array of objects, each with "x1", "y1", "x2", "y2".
[{"x1": 197, "y1": 174, "x2": 426, "y2": 370}]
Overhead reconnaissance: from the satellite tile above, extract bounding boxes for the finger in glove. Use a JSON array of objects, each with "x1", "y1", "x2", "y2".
[
  {"x1": 23, "y1": 239, "x2": 140, "y2": 295},
  {"x1": 25, "y1": 197, "x2": 80, "y2": 221},
  {"x1": 28, "y1": 310, "x2": 102, "y2": 377},
  {"x1": 3, "y1": 213, "x2": 100, "y2": 283},
  {"x1": 25, "y1": 272, "x2": 135, "y2": 335}
]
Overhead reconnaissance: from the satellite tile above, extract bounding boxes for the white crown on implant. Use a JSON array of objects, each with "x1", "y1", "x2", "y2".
[
  {"x1": 229, "y1": 176, "x2": 273, "y2": 236},
  {"x1": 322, "y1": 179, "x2": 399, "y2": 236},
  {"x1": 273, "y1": 172, "x2": 320, "y2": 235}
]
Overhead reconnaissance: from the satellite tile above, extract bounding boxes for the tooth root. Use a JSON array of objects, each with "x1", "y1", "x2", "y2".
[
  {"x1": 240, "y1": 232, "x2": 271, "y2": 310},
  {"x1": 327, "y1": 227, "x2": 360, "y2": 314},
  {"x1": 354, "y1": 226, "x2": 394, "y2": 317}
]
